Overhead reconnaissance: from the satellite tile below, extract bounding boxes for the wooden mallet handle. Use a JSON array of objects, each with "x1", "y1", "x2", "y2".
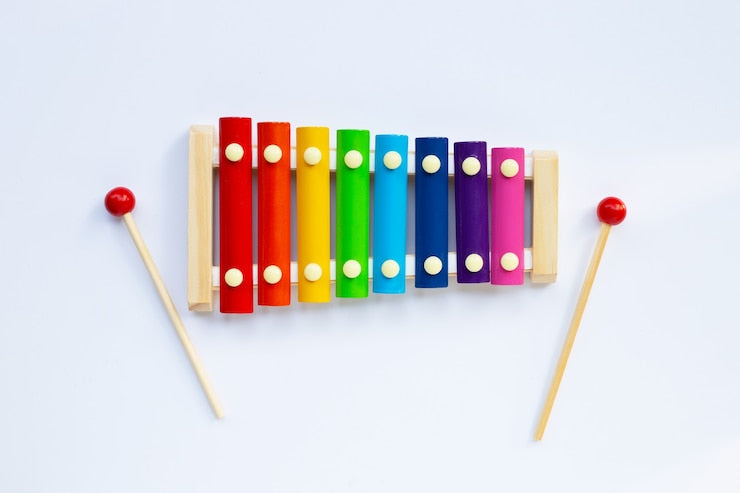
[
  {"x1": 534, "y1": 197, "x2": 626, "y2": 441},
  {"x1": 105, "y1": 187, "x2": 224, "y2": 419}
]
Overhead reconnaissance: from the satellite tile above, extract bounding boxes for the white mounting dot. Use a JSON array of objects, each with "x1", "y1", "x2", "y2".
[
  {"x1": 303, "y1": 147, "x2": 322, "y2": 166},
  {"x1": 423, "y1": 256, "x2": 443, "y2": 275},
  {"x1": 344, "y1": 150, "x2": 363, "y2": 169},
  {"x1": 462, "y1": 156, "x2": 481, "y2": 176},
  {"x1": 303, "y1": 262, "x2": 322, "y2": 282},
  {"x1": 342, "y1": 259, "x2": 362, "y2": 279},
  {"x1": 383, "y1": 151, "x2": 402, "y2": 170},
  {"x1": 500, "y1": 252, "x2": 520, "y2": 271},
  {"x1": 500, "y1": 158, "x2": 519, "y2": 178},
  {"x1": 421, "y1": 155, "x2": 441, "y2": 174},
  {"x1": 263, "y1": 265, "x2": 282, "y2": 284},
  {"x1": 465, "y1": 253, "x2": 484, "y2": 273},
  {"x1": 224, "y1": 143, "x2": 244, "y2": 163},
  {"x1": 263, "y1": 144, "x2": 282, "y2": 164},
  {"x1": 380, "y1": 259, "x2": 400, "y2": 279},
  {"x1": 224, "y1": 268, "x2": 244, "y2": 287}
]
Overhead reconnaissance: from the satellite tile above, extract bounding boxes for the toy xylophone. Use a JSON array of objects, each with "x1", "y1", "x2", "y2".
[
  {"x1": 106, "y1": 120, "x2": 625, "y2": 430},
  {"x1": 188, "y1": 117, "x2": 559, "y2": 313}
]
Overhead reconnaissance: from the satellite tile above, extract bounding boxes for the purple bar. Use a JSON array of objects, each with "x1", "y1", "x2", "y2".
[{"x1": 454, "y1": 141, "x2": 490, "y2": 283}]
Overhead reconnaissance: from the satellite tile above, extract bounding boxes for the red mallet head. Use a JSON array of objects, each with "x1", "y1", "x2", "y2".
[
  {"x1": 105, "y1": 187, "x2": 136, "y2": 216},
  {"x1": 597, "y1": 196, "x2": 626, "y2": 226}
]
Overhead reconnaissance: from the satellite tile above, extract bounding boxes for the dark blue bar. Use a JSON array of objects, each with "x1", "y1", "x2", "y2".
[{"x1": 415, "y1": 137, "x2": 448, "y2": 288}]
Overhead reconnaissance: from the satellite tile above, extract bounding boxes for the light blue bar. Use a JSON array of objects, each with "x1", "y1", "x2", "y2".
[{"x1": 373, "y1": 134, "x2": 408, "y2": 294}]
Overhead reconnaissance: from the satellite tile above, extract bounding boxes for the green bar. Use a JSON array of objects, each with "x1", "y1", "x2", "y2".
[{"x1": 336, "y1": 129, "x2": 370, "y2": 298}]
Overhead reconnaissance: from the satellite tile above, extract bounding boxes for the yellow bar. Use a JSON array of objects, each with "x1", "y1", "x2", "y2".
[{"x1": 296, "y1": 127, "x2": 331, "y2": 302}]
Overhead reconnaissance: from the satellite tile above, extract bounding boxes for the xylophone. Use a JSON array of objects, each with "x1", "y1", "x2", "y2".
[
  {"x1": 105, "y1": 120, "x2": 625, "y2": 430},
  {"x1": 188, "y1": 117, "x2": 559, "y2": 313}
]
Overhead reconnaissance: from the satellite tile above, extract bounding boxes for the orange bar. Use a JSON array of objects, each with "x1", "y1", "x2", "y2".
[{"x1": 257, "y1": 122, "x2": 291, "y2": 306}]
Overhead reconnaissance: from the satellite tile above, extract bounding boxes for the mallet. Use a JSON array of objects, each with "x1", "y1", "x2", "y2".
[
  {"x1": 105, "y1": 186, "x2": 224, "y2": 419},
  {"x1": 534, "y1": 196, "x2": 626, "y2": 440}
]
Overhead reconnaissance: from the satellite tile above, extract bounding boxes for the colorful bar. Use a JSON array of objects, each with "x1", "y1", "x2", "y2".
[
  {"x1": 336, "y1": 129, "x2": 370, "y2": 298},
  {"x1": 491, "y1": 147, "x2": 524, "y2": 285},
  {"x1": 296, "y1": 126, "x2": 330, "y2": 302},
  {"x1": 218, "y1": 117, "x2": 253, "y2": 313},
  {"x1": 373, "y1": 134, "x2": 408, "y2": 294},
  {"x1": 454, "y1": 141, "x2": 490, "y2": 283},
  {"x1": 257, "y1": 121, "x2": 291, "y2": 306},
  {"x1": 415, "y1": 137, "x2": 448, "y2": 288}
]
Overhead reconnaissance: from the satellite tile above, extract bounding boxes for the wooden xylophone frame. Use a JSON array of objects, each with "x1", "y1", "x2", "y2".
[{"x1": 187, "y1": 124, "x2": 558, "y2": 312}]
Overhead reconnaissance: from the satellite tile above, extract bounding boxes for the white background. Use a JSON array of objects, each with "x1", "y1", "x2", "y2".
[{"x1": 2, "y1": 0, "x2": 740, "y2": 491}]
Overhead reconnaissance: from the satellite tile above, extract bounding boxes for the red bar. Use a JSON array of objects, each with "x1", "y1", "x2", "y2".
[
  {"x1": 257, "y1": 122, "x2": 291, "y2": 306},
  {"x1": 219, "y1": 117, "x2": 253, "y2": 313}
]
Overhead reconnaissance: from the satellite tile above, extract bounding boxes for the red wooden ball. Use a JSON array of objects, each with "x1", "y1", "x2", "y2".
[
  {"x1": 597, "y1": 196, "x2": 626, "y2": 225},
  {"x1": 105, "y1": 187, "x2": 136, "y2": 216}
]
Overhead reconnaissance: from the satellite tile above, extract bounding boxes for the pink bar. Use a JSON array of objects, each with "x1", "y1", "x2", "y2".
[{"x1": 491, "y1": 147, "x2": 524, "y2": 285}]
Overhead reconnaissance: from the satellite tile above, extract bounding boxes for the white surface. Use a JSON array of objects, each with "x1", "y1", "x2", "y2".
[{"x1": 1, "y1": 0, "x2": 740, "y2": 492}]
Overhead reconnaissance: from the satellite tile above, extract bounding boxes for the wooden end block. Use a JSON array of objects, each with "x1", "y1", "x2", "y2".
[
  {"x1": 188, "y1": 125, "x2": 215, "y2": 311},
  {"x1": 531, "y1": 150, "x2": 558, "y2": 283}
]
